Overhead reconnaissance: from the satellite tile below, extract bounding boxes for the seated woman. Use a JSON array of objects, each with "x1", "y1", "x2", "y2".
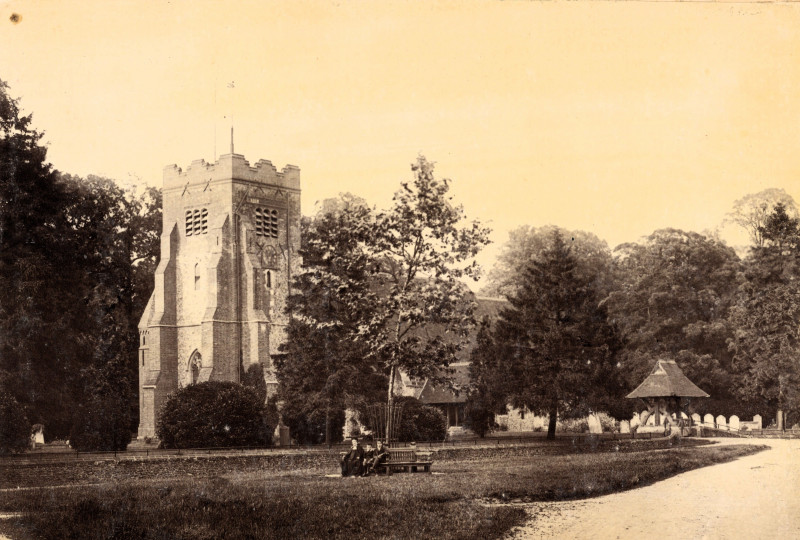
[{"x1": 340, "y1": 438, "x2": 364, "y2": 477}]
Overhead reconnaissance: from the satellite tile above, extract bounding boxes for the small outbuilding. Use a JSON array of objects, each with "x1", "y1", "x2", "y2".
[{"x1": 627, "y1": 359, "x2": 709, "y2": 433}]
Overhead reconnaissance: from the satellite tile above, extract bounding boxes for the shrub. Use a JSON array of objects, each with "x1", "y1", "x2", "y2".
[
  {"x1": 69, "y1": 366, "x2": 133, "y2": 452},
  {"x1": 279, "y1": 395, "x2": 345, "y2": 445},
  {"x1": 598, "y1": 412, "x2": 618, "y2": 432},
  {"x1": 463, "y1": 393, "x2": 497, "y2": 438},
  {"x1": 0, "y1": 392, "x2": 31, "y2": 453},
  {"x1": 241, "y1": 362, "x2": 267, "y2": 403},
  {"x1": 157, "y1": 382, "x2": 274, "y2": 449},
  {"x1": 395, "y1": 396, "x2": 447, "y2": 442},
  {"x1": 557, "y1": 417, "x2": 589, "y2": 433}
]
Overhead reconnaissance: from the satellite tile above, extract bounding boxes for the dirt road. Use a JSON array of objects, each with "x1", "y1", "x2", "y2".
[{"x1": 509, "y1": 438, "x2": 800, "y2": 539}]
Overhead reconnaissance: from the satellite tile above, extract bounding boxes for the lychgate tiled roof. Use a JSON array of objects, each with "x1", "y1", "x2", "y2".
[{"x1": 626, "y1": 359, "x2": 710, "y2": 399}]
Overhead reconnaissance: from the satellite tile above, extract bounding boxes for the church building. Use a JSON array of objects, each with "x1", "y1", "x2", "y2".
[{"x1": 136, "y1": 150, "x2": 301, "y2": 439}]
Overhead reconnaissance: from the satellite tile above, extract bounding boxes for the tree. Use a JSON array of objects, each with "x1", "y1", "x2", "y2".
[
  {"x1": 279, "y1": 194, "x2": 387, "y2": 444},
  {"x1": 464, "y1": 319, "x2": 506, "y2": 437},
  {"x1": 157, "y1": 382, "x2": 273, "y2": 449},
  {"x1": 491, "y1": 231, "x2": 624, "y2": 440},
  {"x1": 0, "y1": 80, "x2": 161, "y2": 441},
  {"x1": 393, "y1": 396, "x2": 447, "y2": 442},
  {"x1": 481, "y1": 225, "x2": 614, "y2": 299},
  {"x1": 69, "y1": 360, "x2": 133, "y2": 452},
  {"x1": 241, "y1": 362, "x2": 268, "y2": 404},
  {"x1": 605, "y1": 229, "x2": 741, "y2": 399},
  {"x1": 0, "y1": 392, "x2": 31, "y2": 454},
  {"x1": 282, "y1": 159, "x2": 490, "y2": 443},
  {"x1": 729, "y1": 204, "x2": 800, "y2": 426},
  {"x1": 726, "y1": 188, "x2": 799, "y2": 248},
  {"x1": 0, "y1": 79, "x2": 88, "y2": 437},
  {"x1": 368, "y1": 157, "x2": 491, "y2": 440}
]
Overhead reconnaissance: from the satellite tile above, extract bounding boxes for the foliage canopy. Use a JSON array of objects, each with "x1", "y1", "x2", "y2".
[{"x1": 157, "y1": 382, "x2": 274, "y2": 449}]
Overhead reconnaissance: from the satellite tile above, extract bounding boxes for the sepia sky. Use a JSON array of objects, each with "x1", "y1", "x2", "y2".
[{"x1": 2, "y1": 0, "x2": 799, "y2": 281}]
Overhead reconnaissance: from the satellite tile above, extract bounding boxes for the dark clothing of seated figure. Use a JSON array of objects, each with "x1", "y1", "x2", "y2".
[
  {"x1": 360, "y1": 448, "x2": 374, "y2": 476},
  {"x1": 340, "y1": 445, "x2": 364, "y2": 477},
  {"x1": 366, "y1": 446, "x2": 389, "y2": 475}
]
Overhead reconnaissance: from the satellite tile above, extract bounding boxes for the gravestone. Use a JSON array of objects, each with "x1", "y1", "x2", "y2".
[
  {"x1": 587, "y1": 414, "x2": 603, "y2": 434},
  {"x1": 703, "y1": 414, "x2": 715, "y2": 427},
  {"x1": 753, "y1": 414, "x2": 762, "y2": 429},
  {"x1": 31, "y1": 424, "x2": 44, "y2": 447},
  {"x1": 716, "y1": 415, "x2": 727, "y2": 430},
  {"x1": 729, "y1": 415, "x2": 740, "y2": 431},
  {"x1": 620, "y1": 420, "x2": 631, "y2": 434}
]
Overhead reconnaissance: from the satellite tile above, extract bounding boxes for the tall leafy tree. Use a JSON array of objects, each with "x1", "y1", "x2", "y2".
[
  {"x1": 0, "y1": 80, "x2": 162, "y2": 441},
  {"x1": 491, "y1": 231, "x2": 624, "y2": 440},
  {"x1": 729, "y1": 204, "x2": 800, "y2": 426},
  {"x1": 282, "y1": 158, "x2": 490, "y2": 442},
  {"x1": 278, "y1": 194, "x2": 386, "y2": 444},
  {"x1": 606, "y1": 229, "x2": 741, "y2": 399},
  {"x1": 481, "y1": 225, "x2": 614, "y2": 300},
  {"x1": 368, "y1": 156, "x2": 491, "y2": 439},
  {"x1": 0, "y1": 80, "x2": 90, "y2": 436},
  {"x1": 726, "y1": 188, "x2": 799, "y2": 248}
]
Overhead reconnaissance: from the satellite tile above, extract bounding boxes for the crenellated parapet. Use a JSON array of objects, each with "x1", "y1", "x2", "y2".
[{"x1": 163, "y1": 153, "x2": 300, "y2": 191}]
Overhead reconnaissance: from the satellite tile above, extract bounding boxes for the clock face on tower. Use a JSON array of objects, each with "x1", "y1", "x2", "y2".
[{"x1": 253, "y1": 236, "x2": 279, "y2": 269}]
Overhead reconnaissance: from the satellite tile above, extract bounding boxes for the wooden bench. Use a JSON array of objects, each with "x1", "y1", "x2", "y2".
[
  {"x1": 339, "y1": 447, "x2": 433, "y2": 475},
  {"x1": 380, "y1": 448, "x2": 433, "y2": 475}
]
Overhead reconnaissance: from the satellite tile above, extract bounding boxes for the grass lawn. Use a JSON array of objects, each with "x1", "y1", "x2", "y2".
[{"x1": 0, "y1": 443, "x2": 765, "y2": 540}]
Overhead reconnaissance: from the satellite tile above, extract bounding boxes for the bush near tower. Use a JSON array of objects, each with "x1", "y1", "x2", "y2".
[
  {"x1": 0, "y1": 392, "x2": 31, "y2": 454},
  {"x1": 156, "y1": 382, "x2": 274, "y2": 449}
]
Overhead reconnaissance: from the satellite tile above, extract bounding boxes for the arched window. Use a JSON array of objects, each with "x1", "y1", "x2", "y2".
[
  {"x1": 266, "y1": 270, "x2": 272, "y2": 289},
  {"x1": 188, "y1": 351, "x2": 202, "y2": 385},
  {"x1": 194, "y1": 263, "x2": 201, "y2": 290}
]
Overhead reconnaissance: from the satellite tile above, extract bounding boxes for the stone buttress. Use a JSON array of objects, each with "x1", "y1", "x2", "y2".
[{"x1": 137, "y1": 152, "x2": 300, "y2": 439}]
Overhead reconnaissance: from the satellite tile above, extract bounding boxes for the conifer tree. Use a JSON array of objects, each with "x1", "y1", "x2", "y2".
[{"x1": 492, "y1": 231, "x2": 623, "y2": 439}]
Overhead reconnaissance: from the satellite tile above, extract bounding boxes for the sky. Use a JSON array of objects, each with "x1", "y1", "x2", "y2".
[{"x1": 2, "y1": 0, "x2": 799, "y2": 284}]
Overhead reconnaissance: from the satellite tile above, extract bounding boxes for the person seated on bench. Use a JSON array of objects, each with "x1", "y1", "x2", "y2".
[
  {"x1": 360, "y1": 443, "x2": 374, "y2": 476},
  {"x1": 340, "y1": 438, "x2": 364, "y2": 477},
  {"x1": 364, "y1": 440, "x2": 388, "y2": 476}
]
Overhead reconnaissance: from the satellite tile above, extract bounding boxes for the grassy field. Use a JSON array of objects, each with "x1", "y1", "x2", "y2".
[{"x1": 0, "y1": 443, "x2": 765, "y2": 540}]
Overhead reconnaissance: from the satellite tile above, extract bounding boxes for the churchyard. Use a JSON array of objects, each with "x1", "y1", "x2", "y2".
[{"x1": 0, "y1": 438, "x2": 764, "y2": 539}]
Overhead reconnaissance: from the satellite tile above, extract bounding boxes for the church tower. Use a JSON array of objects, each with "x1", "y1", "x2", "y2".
[{"x1": 137, "y1": 151, "x2": 301, "y2": 439}]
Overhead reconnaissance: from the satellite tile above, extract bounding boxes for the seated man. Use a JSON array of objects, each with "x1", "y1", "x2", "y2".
[
  {"x1": 340, "y1": 438, "x2": 364, "y2": 477},
  {"x1": 364, "y1": 440, "x2": 388, "y2": 475},
  {"x1": 360, "y1": 443, "x2": 374, "y2": 476}
]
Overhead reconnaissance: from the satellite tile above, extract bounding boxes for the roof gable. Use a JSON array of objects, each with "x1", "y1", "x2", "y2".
[{"x1": 626, "y1": 359, "x2": 710, "y2": 399}]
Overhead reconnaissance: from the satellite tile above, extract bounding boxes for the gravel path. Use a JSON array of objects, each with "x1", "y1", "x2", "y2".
[{"x1": 508, "y1": 438, "x2": 800, "y2": 539}]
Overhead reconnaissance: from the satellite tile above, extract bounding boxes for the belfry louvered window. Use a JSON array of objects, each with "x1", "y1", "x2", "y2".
[
  {"x1": 255, "y1": 208, "x2": 279, "y2": 238},
  {"x1": 185, "y1": 208, "x2": 208, "y2": 236}
]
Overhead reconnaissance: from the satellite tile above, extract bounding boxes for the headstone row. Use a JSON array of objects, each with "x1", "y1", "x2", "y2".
[{"x1": 631, "y1": 412, "x2": 762, "y2": 431}]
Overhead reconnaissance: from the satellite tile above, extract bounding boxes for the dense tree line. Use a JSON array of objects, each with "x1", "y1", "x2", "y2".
[
  {"x1": 468, "y1": 193, "x2": 800, "y2": 435},
  {"x1": 0, "y1": 80, "x2": 161, "y2": 445}
]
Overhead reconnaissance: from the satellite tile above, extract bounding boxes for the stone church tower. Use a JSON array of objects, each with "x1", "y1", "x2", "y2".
[{"x1": 137, "y1": 151, "x2": 301, "y2": 439}]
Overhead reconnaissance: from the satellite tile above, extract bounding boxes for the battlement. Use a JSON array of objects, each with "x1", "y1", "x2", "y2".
[{"x1": 163, "y1": 153, "x2": 300, "y2": 191}]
